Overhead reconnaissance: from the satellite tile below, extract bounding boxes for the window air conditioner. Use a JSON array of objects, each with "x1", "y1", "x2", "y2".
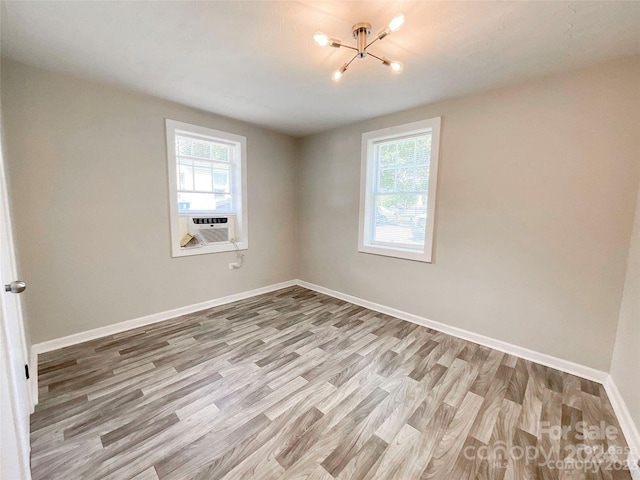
[{"x1": 187, "y1": 215, "x2": 236, "y2": 244}]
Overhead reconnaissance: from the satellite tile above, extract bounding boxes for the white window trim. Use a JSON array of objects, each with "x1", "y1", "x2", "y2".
[
  {"x1": 166, "y1": 119, "x2": 248, "y2": 258},
  {"x1": 358, "y1": 117, "x2": 441, "y2": 263}
]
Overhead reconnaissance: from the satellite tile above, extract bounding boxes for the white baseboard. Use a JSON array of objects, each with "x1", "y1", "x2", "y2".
[
  {"x1": 31, "y1": 278, "x2": 612, "y2": 406},
  {"x1": 32, "y1": 280, "x2": 296, "y2": 355},
  {"x1": 604, "y1": 375, "x2": 640, "y2": 478},
  {"x1": 296, "y1": 278, "x2": 640, "y2": 466},
  {"x1": 31, "y1": 279, "x2": 297, "y2": 404},
  {"x1": 22, "y1": 280, "x2": 640, "y2": 480},
  {"x1": 295, "y1": 279, "x2": 608, "y2": 384}
]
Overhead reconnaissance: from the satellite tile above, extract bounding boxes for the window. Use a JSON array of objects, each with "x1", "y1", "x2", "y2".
[
  {"x1": 166, "y1": 119, "x2": 248, "y2": 257},
  {"x1": 358, "y1": 117, "x2": 441, "y2": 262}
]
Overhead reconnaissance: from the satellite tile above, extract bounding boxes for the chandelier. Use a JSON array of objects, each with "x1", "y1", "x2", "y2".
[{"x1": 314, "y1": 13, "x2": 405, "y2": 82}]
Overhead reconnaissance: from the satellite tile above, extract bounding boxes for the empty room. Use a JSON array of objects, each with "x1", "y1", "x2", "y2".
[{"x1": 0, "y1": 1, "x2": 639, "y2": 479}]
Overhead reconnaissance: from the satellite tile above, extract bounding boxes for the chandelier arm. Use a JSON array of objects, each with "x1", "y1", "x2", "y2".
[
  {"x1": 340, "y1": 44, "x2": 358, "y2": 52},
  {"x1": 365, "y1": 37, "x2": 380, "y2": 50},
  {"x1": 345, "y1": 53, "x2": 359, "y2": 68},
  {"x1": 366, "y1": 51, "x2": 385, "y2": 62}
]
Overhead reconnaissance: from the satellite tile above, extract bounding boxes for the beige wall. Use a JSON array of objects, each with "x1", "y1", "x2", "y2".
[
  {"x1": 1, "y1": 56, "x2": 639, "y2": 376},
  {"x1": 1, "y1": 59, "x2": 298, "y2": 344},
  {"x1": 610, "y1": 187, "x2": 640, "y2": 433},
  {"x1": 297, "y1": 57, "x2": 640, "y2": 371}
]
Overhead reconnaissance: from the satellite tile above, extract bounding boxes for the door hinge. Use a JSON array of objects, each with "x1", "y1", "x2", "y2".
[{"x1": 25, "y1": 364, "x2": 30, "y2": 380}]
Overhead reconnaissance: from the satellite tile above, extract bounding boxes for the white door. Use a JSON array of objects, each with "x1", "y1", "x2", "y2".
[{"x1": 0, "y1": 110, "x2": 32, "y2": 479}]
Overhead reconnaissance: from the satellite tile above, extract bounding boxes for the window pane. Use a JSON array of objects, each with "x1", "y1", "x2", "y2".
[
  {"x1": 176, "y1": 135, "x2": 230, "y2": 162},
  {"x1": 378, "y1": 168, "x2": 395, "y2": 193},
  {"x1": 373, "y1": 194, "x2": 427, "y2": 248},
  {"x1": 416, "y1": 135, "x2": 431, "y2": 164},
  {"x1": 211, "y1": 143, "x2": 229, "y2": 162},
  {"x1": 178, "y1": 161, "x2": 194, "y2": 191},
  {"x1": 396, "y1": 167, "x2": 416, "y2": 192},
  {"x1": 397, "y1": 139, "x2": 416, "y2": 165},
  {"x1": 379, "y1": 143, "x2": 397, "y2": 168},
  {"x1": 178, "y1": 160, "x2": 230, "y2": 194},
  {"x1": 177, "y1": 192, "x2": 232, "y2": 213},
  {"x1": 191, "y1": 140, "x2": 211, "y2": 159},
  {"x1": 175, "y1": 134, "x2": 235, "y2": 211},
  {"x1": 176, "y1": 136, "x2": 193, "y2": 156},
  {"x1": 213, "y1": 167, "x2": 230, "y2": 192},
  {"x1": 193, "y1": 160, "x2": 213, "y2": 191},
  {"x1": 375, "y1": 135, "x2": 431, "y2": 194},
  {"x1": 415, "y1": 165, "x2": 430, "y2": 191}
]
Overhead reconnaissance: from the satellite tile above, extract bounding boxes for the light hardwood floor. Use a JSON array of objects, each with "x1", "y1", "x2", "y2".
[{"x1": 32, "y1": 286, "x2": 632, "y2": 479}]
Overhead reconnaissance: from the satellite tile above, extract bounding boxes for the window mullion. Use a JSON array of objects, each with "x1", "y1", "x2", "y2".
[
  {"x1": 210, "y1": 162, "x2": 215, "y2": 192},
  {"x1": 178, "y1": 189, "x2": 231, "y2": 195},
  {"x1": 191, "y1": 160, "x2": 195, "y2": 193},
  {"x1": 176, "y1": 155, "x2": 230, "y2": 166},
  {"x1": 373, "y1": 187, "x2": 429, "y2": 198}
]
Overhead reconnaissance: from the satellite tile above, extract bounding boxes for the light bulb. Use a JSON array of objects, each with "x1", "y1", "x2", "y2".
[
  {"x1": 313, "y1": 32, "x2": 329, "y2": 47},
  {"x1": 331, "y1": 63, "x2": 349, "y2": 82},
  {"x1": 388, "y1": 13, "x2": 405, "y2": 32},
  {"x1": 390, "y1": 61, "x2": 404, "y2": 73},
  {"x1": 377, "y1": 27, "x2": 391, "y2": 40}
]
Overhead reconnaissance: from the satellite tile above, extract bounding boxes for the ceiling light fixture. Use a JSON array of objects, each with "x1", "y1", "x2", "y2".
[{"x1": 314, "y1": 13, "x2": 405, "y2": 82}]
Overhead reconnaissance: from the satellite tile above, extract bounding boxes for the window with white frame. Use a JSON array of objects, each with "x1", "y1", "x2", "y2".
[
  {"x1": 358, "y1": 117, "x2": 441, "y2": 262},
  {"x1": 166, "y1": 119, "x2": 248, "y2": 257}
]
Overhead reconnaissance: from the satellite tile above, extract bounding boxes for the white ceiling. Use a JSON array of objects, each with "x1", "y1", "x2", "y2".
[{"x1": 1, "y1": 1, "x2": 639, "y2": 136}]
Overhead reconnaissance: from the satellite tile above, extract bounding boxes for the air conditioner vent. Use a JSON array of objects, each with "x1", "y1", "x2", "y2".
[
  {"x1": 192, "y1": 217, "x2": 228, "y2": 225},
  {"x1": 199, "y1": 227, "x2": 229, "y2": 244}
]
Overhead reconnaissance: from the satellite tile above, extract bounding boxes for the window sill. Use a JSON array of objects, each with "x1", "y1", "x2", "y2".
[
  {"x1": 358, "y1": 244, "x2": 432, "y2": 263},
  {"x1": 171, "y1": 241, "x2": 248, "y2": 258}
]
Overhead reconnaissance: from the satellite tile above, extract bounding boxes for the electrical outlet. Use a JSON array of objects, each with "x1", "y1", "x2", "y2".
[{"x1": 228, "y1": 262, "x2": 238, "y2": 270}]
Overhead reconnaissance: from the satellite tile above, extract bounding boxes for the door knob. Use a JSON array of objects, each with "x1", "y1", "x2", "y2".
[{"x1": 5, "y1": 281, "x2": 26, "y2": 294}]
